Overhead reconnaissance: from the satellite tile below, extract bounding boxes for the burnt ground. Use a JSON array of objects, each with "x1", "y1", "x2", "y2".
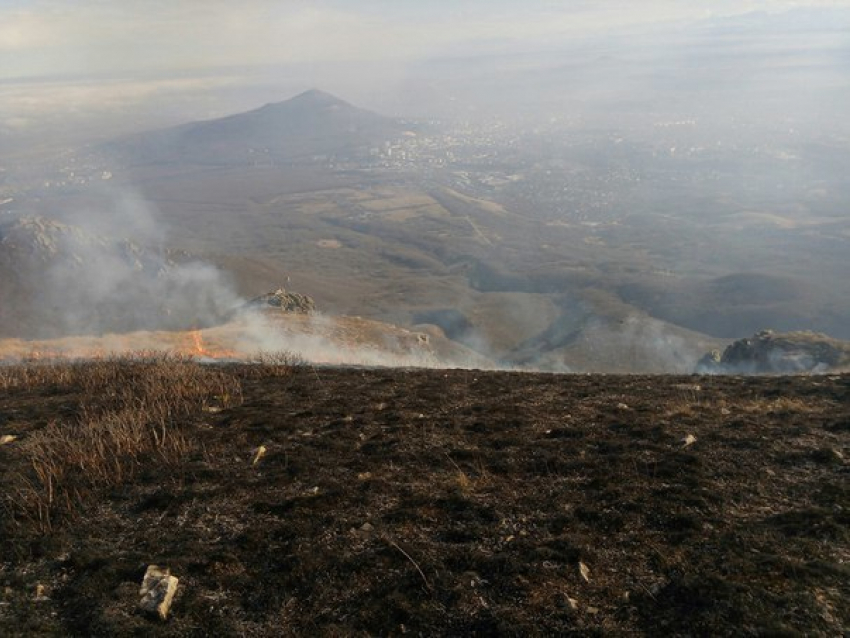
[{"x1": 1, "y1": 366, "x2": 849, "y2": 636}]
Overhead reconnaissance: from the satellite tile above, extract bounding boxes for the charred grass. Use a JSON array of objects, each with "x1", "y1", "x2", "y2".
[{"x1": 0, "y1": 366, "x2": 848, "y2": 636}]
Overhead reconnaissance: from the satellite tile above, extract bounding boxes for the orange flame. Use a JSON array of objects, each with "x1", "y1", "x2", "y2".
[
  {"x1": 0, "y1": 328, "x2": 245, "y2": 363},
  {"x1": 184, "y1": 329, "x2": 239, "y2": 360},
  {"x1": 191, "y1": 330, "x2": 206, "y2": 356}
]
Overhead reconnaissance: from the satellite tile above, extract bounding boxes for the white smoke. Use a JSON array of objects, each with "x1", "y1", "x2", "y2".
[
  {"x1": 229, "y1": 311, "x2": 480, "y2": 369},
  {"x1": 32, "y1": 190, "x2": 243, "y2": 337},
  {"x1": 574, "y1": 315, "x2": 705, "y2": 373}
]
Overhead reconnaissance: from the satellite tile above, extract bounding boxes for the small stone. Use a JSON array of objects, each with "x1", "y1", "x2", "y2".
[
  {"x1": 579, "y1": 561, "x2": 591, "y2": 583},
  {"x1": 251, "y1": 445, "x2": 267, "y2": 465},
  {"x1": 586, "y1": 606, "x2": 600, "y2": 615},
  {"x1": 34, "y1": 584, "x2": 49, "y2": 601},
  {"x1": 720, "y1": 408, "x2": 731, "y2": 416},
  {"x1": 0, "y1": 434, "x2": 17, "y2": 446},
  {"x1": 683, "y1": 434, "x2": 697, "y2": 447},
  {"x1": 351, "y1": 522, "x2": 375, "y2": 539},
  {"x1": 139, "y1": 565, "x2": 179, "y2": 621},
  {"x1": 564, "y1": 594, "x2": 579, "y2": 610},
  {"x1": 617, "y1": 403, "x2": 630, "y2": 411},
  {"x1": 357, "y1": 472, "x2": 372, "y2": 480}
]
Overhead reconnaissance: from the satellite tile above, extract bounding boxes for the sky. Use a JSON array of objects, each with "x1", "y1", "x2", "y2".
[
  {"x1": 2, "y1": 0, "x2": 849, "y2": 80},
  {"x1": 1, "y1": 0, "x2": 848, "y2": 144}
]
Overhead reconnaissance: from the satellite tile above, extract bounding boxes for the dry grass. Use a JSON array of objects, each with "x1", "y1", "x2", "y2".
[
  {"x1": 662, "y1": 388, "x2": 817, "y2": 420},
  {"x1": 737, "y1": 396, "x2": 813, "y2": 413},
  {"x1": 0, "y1": 352, "x2": 277, "y2": 533},
  {"x1": 445, "y1": 453, "x2": 493, "y2": 496},
  {"x1": 244, "y1": 350, "x2": 305, "y2": 377},
  {"x1": 7, "y1": 409, "x2": 192, "y2": 532}
]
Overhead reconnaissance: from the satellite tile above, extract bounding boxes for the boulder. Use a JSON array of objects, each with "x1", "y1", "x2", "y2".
[
  {"x1": 245, "y1": 288, "x2": 316, "y2": 314},
  {"x1": 696, "y1": 330, "x2": 850, "y2": 374}
]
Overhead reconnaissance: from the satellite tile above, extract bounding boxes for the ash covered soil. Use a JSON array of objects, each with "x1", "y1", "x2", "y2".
[{"x1": 1, "y1": 365, "x2": 849, "y2": 636}]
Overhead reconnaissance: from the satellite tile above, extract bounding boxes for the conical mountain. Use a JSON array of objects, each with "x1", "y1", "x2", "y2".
[{"x1": 107, "y1": 89, "x2": 411, "y2": 166}]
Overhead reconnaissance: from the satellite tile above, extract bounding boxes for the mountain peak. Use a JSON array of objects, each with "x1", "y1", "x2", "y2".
[
  {"x1": 107, "y1": 88, "x2": 408, "y2": 167},
  {"x1": 275, "y1": 89, "x2": 351, "y2": 109}
]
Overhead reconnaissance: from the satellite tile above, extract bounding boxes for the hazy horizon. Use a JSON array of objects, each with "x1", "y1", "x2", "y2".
[{"x1": 2, "y1": 2, "x2": 849, "y2": 145}]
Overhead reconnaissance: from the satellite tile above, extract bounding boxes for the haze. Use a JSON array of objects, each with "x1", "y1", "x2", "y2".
[
  {"x1": 1, "y1": 0, "x2": 849, "y2": 371},
  {"x1": 3, "y1": 1, "x2": 849, "y2": 136}
]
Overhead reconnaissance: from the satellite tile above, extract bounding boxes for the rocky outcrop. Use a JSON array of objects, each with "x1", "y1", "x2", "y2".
[
  {"x1": 245, "y1": 288, "x2": 316, "y2": 314},
  {"x1": 0, "y1": 216, "x2": 238, "y2": 338},
  {"x1": 696, "y1": 330, "x2": 850, "y2": 374},
  {"x1": 0, "y1": 216, "x2": 164, "y2": 271}
]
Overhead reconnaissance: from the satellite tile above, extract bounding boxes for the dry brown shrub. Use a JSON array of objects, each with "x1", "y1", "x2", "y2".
[
  {"x1": 242, "y1": 350, "x2": 305, "y2": 378},
  {"x1": 737, "y1": 396, "x2": 812, "y2": 414},
  {"x1": 0, "y1": 358, "x2": 77, "y2": 390}
]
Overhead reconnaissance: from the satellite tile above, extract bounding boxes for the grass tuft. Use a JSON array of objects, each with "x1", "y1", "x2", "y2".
[{"x1": 0, "y1": 352, "x2": 307, "y2": 533}]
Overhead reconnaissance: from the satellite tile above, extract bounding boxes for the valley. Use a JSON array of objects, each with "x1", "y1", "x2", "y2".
[{"x1": 2, "y1": 87, "x2": 849, "y2": 371}]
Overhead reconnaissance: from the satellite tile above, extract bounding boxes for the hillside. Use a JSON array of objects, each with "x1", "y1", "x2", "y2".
[
  {"x1": 105, "y1": 89, "x2": 415, "y2": 167},
  {"x1": 0, "y1": 216, "x2": 238, "y2": 339},
  {"x1": 0, "y1": 309, "x2": 492, "y2": 370},
  {"x1": 10, "y1": 91, "x2": 849, "y2": 369},
  {"x1": 0, "y1": 361, "x2": 847, "y2": 635}
]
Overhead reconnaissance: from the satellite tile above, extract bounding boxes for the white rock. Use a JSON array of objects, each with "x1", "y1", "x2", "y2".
[
  {"x1": 0, "y1": 434, "x2": 17, "y2": 446},
  {"x1": 139, "y1": 565, "x2": 179, "y2": 620},
  {"x1": 683, "y1": 434, "x2": 697, "y2": 447},
  {"x1": 579, "y1": 561, "x2": 591, "y2": 582}
]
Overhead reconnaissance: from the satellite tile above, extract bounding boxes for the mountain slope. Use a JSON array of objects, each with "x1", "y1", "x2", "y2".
[
  {"x1": 0, "y1": 216, "x2": 238, "y2": 338},
  {"x1": 106, "y1": 89, "x2": 414, "y2": 166}
]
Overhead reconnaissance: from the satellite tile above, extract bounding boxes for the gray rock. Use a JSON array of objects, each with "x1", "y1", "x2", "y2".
[
  {"x1": 245, "y1": 288, "x2": 316, "y2": 314},
  {"x1": 696, "y1": 331, "x2": 850, "y2": 374}
]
